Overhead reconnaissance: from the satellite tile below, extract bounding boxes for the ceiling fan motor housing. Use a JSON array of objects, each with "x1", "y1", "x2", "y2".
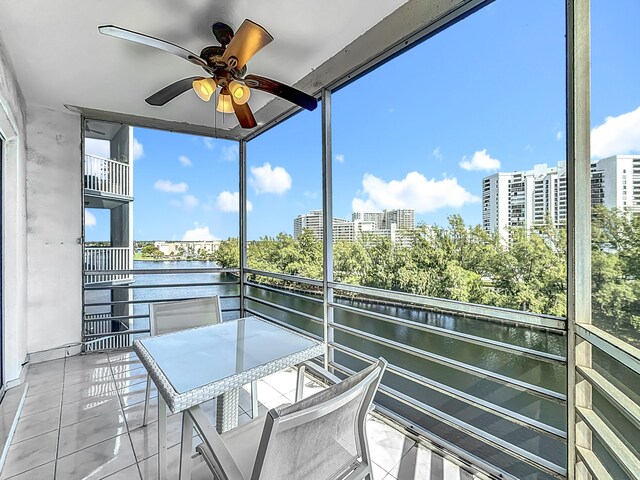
[{"x1": 200, "y1": 46, "x2": 226, "y2": 66}]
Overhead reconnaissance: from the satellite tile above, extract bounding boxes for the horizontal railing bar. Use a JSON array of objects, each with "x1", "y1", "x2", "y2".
[
  {"x1": 330, "y1": 301, "x2": 565, "y2": 364},
  {"x1": 85, "y1": 329, "x2": 150, "y2": 338},
  {"x1": 84, "y1": 268, "x2": 239, "y2": 275},
  {"x1": 82, "y1": 307, "x2": 240, "y2": 325},
  {"x1": 84, "y1": 281, "x2": 240, "y2": 290},
  {"x1": 330, "y1": 281, "x2": 566, "y2": 332},
  {"x1": 244, "y1": 281, "x2": 323, "y2": 304},
  {"x1": 84, "y1": 294, "x2": 240, "y2": 308},
  {"x1": 244, "y1": 295, "x2": 324, "y2": 324},
  {"x1": 329, "y1": 361, "x2": 566, "y2": 479},
  {"x1": 330, "y1": 322, "x2": 566, "y2": 403},
  {"x1": 575, "y1": 447, "x2": 614, "y2": 480},
  {"x1": 243, "y1": 307, "x2": 323, "y2": 342},
  {"x1": 577, "y1": 365, "x2": 640, "y2": 432},
  {"x1": 244, "y1": 268, "x2": 323, "y2": 287},
  {"x1": 576, "y1": 323, "x2": 640, "y2": 376},
  {"x1": 329, "y1": 342, "x2": 566, "y2": 440},
  {"x1": 84, "y1": 314, "x2": 149, "y2": 322},
  {"x1": 576, "y1": 406, "x2": 639, "y2": 479}
]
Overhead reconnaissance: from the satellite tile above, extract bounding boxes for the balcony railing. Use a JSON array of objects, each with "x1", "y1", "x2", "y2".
[
  {"x1": 84, "y1": 247, "x2": 132, "y2": 284},
  {"x1": 81, "y1": 265, "x2": 568, "y2": 479},
  {"x1": 84, "y1": 154, "x2": 131, "y2": 197}
]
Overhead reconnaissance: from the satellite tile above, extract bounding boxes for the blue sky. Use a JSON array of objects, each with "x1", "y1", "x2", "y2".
[{"x1": 85, "y1": 0, "x2": 640, "y2": 242}]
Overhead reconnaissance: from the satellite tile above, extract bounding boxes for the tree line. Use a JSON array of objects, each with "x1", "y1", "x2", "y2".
[{"x1": 212, "y1": 207, "x2": 639, "y2": 345}]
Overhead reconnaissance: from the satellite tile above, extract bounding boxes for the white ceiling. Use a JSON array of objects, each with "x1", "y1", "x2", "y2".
[{"x1": 0, "y1": 0, "x2": 409, "y2": 138}]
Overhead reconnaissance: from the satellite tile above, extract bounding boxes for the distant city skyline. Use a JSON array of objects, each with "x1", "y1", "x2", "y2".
[
  {"x1": 294, "y1": 209, "x2": 415, "y2": 245},
  {"x1": 482, "y1": 155, "x2": 640, "y2": 240}
]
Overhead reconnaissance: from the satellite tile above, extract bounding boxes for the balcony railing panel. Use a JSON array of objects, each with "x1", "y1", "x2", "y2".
[
  {"x1": 82, "y1": 267, "x2": 241, "y2": 351},
  {"x1": 84, "y1": 154, "x2": 130, "y2": 197},
  {"x1": 241, "y1": 270, "x2": 567, "y2": 479},
  {"x1": 84, "y1": 247, "x2": 132, "y2": 284}
]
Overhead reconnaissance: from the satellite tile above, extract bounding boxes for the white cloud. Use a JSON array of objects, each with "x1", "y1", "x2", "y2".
[
  {"x1": 133, "y1": 138, "x2": 144, "y2": 161},
  {"x1": 154, "y1": 179, "x2": 188, "y2": 193},
  {"x1": 556, "y1": 131, "x2": 564, "y2": 141},
  {"x1": 221, "y1": 144, "x2": 239, "y2": 162},
  {"x1": 352, "y1": 197, "x2": 379, "y2": 212},
  {"x1": 459, "y1": 149, "x2": 501, "y2": 171},
  {"x1": 335, "y1": 154, "x2": 345, "y2": 163},
  {"x1": 178, "y1": 155, "x2": 192, "y2": 167},
  {"x1": 85, "y1": 138, "x2": 110, "y2": 158},
  {"x1": 85, "y1": 210, "x2": 96, "y2": 227},
  {"x1": 591, "y1": 106, "x2": 640, "y2": 159},
  {"x1": 352, "y1": 172, "x2": 479, "y2": 214},
  {"x1": 203, "y1": 138, "x2": 215, "y2": 150},
  {"x1": 249, "y1": 162, "x2": 292, "y2": 195},
  {"x1": 432, "y1": 147, "x2": 443, "y2": 162},
  {"x1": 182, "y1": 223, "x2": 217, "y2": 241},
  {"x1": 171, "y1": 194, "x2": 199, "y2": 209},
  {"x1": 215, "y1": 191, "x2": 253, "y2": 213}
]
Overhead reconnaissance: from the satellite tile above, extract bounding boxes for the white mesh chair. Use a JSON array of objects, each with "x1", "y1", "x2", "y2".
[
  {"x1": 142, "y1": 297, "x2": 259, "y2": 425},
  {"x1": 187, "y1": 358, "x2": 387, "y2": 480}
]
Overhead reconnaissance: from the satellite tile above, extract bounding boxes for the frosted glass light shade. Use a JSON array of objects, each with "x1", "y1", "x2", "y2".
[
  {"x1": 216, "y1": 94, "x2": 234, "y2": 113},
  {"x1": 192, "y1": 78, "x2": 217, "y2": 101},
  {"x1": 228, "y1": 80, "x2": 251, "y2": 105}
]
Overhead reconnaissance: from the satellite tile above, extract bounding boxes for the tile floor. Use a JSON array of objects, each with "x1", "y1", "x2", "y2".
[{"x1": 0, "y1": 350, "x2": 477, "y2": 480}]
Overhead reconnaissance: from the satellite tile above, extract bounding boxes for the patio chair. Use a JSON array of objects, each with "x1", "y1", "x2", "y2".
[
  {"x1": 142, "y1": 297, "x2": 259, "y2": 425},
  {"x1": 188, "y1": 357, "x2": 387, "y2": 480}
]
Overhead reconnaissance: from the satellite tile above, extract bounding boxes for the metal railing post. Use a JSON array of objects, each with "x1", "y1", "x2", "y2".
[
  {"x1": 321, "y1": 89, "x2": 334, "y2": 370},
  {"x1": 239, "y1": 140, "x2": 248, "y2": 317},
  {"x1": 566, "y1": 0, "x2": 591, "y2": 478}
]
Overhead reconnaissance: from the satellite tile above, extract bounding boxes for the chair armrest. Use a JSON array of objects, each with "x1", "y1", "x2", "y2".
[
  {"x1": 299, "y1": 361, "x2": 342, "y2": 385},
  {"x1": 189, "y1": 405, "x2": 246, "y2": 480}
]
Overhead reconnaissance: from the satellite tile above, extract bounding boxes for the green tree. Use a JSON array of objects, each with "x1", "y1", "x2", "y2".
[
  {"x1": 141, "y1": 243, "x2": 163, "y2": 258},
  {"x1": 213, "y1": 238, "x2": 240, "y2": 268}
]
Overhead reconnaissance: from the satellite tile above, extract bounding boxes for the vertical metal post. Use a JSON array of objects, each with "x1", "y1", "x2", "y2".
[
  {"x1": 321, "y1": 89, "x2": 334, "y2": 370},
  {"x1": 80, "y1": 117, "x2": 87, "y2": 351},
  {"x1": 239, "y1": 140, "x2": 247, "y2": 317},
  {"x1": 566, "y1": 0, "x2": 591, "y2": 478}
]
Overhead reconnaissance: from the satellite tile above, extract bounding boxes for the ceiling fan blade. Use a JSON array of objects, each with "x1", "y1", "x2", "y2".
[
  {"x1": 244, "y1": 75, "x2": 318, "y2": 111},
  {"x1": 145, "y1": 77, "x2": 204, "y2": 106},
  {"x1": 231, "y1": 98, "x2": 257, "y2": 129},
  {"x1": 221, "y1": 20, "x2": 273, "y2": 70},
  {"x1": 212, "y1": 22, "x2": 234, "y2": 47},
  {"x1": 98, "y1": 25, "x2": 208, "y2": 68}
]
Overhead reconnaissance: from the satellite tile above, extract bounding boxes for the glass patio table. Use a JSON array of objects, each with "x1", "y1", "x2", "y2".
[{"x1": 133, "y1": 316, "x2": 323, "y2": 480}]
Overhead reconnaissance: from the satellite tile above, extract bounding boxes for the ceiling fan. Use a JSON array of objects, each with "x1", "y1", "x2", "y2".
[{"x1": 98, "y1": 20, "x2": 318, "y2": 129}]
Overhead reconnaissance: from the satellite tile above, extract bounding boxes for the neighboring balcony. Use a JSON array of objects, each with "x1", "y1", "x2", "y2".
[
  {"x1": 84, "y1": 154, "x2": 133, "y2": 207},
  {"x1": 84, "y1": 247, "x2": 133, "y2": 285}
]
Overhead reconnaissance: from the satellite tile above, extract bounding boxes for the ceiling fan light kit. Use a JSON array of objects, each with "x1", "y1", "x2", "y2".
[
  {"x1": 216, "y1": 91, "x2": 235, "y2": 114},
  {"x1": 192, "y1": 77, "x2": 217, "y2": 102},
  {"x1": 98, "y1": 19, "x2": 318, "y2": 129},
  {"x1": 228, "y1": 80, "x2": 251, "y2": 105}
]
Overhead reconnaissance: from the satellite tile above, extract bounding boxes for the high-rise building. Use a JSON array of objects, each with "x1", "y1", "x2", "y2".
[
  {"x1": 295, "y1": 209, "x2": 415, "y2": 244},
  {"x1": 483, "y1": 155, "x2": 640, "y2": 238},
  {"x1": 591, "y1": 155, "x2": 640, "y2": 212},
  {"x1": 294, "y1": 210, "x2": 324, "y2": 239},
  {"x1": 351, "y1": 209, "x2": 415, "y2": 230}
]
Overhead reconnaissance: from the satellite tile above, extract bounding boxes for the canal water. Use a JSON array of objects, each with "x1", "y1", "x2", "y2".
[{"x1": 129, "y1": 260, "x2": 566, "y2": 479}]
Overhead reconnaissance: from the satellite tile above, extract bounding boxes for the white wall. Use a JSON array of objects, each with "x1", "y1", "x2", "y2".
[
  {"x1": 25, "y1": 105, "x2": 82, "y2": 355},
  {"x1": 0, "y1": 34, "x2": 28, "y2": 385}
]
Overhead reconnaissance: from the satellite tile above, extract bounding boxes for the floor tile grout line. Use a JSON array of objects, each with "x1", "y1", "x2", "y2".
[
  {"x1": 52, "y1": 354, "x2": 68, "y2": 479},
  {"x1": 108, "y1": 354, "x2": 144, "y2": 480}
]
